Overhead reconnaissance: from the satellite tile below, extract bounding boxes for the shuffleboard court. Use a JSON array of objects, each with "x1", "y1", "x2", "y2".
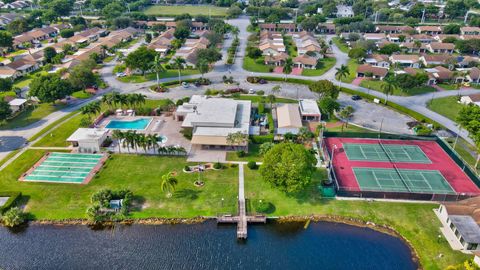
[
  {"x1": 344, "y1": 143, "x2": 431, "y2": 163},
  {"x1": 21, "y1": 152, "x2": 106, "y2": 184},
  {"x1": 353, "y1": 167, "x2": 455, "y2": 194}
]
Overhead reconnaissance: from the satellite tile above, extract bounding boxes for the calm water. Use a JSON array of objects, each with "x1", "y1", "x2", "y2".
[
  {"x1": 105, "y1": 118, "x2": 152, "y2": 130},
  {"x1": 0, "y1": 221, "x2": 417, "y2": 270}
]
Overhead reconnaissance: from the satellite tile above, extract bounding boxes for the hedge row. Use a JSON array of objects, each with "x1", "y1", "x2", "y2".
[
  {"x1": 251, "y1": 134, "x2": 274, "y2": 143},
  {"x1": 259, "y1": 76, "x2": 444, "y2": 129},
  {"x1": 161, "y1": 78, "x2": 198, "y2": 87},
  {"x1": 0, "y1": 192, "x2": 21, "y2": 214}
]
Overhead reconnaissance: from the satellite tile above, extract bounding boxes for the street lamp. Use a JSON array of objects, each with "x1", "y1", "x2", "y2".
[{"x1": 331, "y1": 144, "x2": 338, "y2": 169}]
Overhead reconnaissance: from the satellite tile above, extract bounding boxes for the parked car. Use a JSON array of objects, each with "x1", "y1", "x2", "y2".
[
  {"x1": 116, "y1": 72, "x2": 126, "y2": 77},
  {"x1": 351, "y1": 95, "x2": 362, "y2": 101},
  {"x1": 248, "y1": 89, "x2": 256, "y2": 94},
  {"x1": 182, "y1": 82, "x2": 190, "y2": 88}
]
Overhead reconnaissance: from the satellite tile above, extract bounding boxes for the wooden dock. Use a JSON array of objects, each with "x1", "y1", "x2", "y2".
[{"x1": 216, "y1": 163, "x2": 266, "y2": 239}]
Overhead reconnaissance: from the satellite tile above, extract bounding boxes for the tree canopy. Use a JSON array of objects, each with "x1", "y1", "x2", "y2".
[
  {"x1": 260, "y1": 142, "x2": 317, "y2": 193},
  {"x1": 125, "y1": 46, "x2": 156, "y2": 75},
  {"x1": 29, "y1": 73, "x2": 73, "y2": 103},
  {"x1": 457, "y1": 104, "x2": 480, "y2": 144},
  {"x1": 309, "y1": 80, "x2": 339, "y2": 100}
]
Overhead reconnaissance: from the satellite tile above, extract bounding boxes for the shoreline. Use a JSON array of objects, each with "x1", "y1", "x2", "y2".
[{"x1": 28, "y1": 215, "x2": 420, "y2": 269}]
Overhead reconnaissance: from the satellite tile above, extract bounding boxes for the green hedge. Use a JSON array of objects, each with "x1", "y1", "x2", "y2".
[
  {"x1": 258, "y1": 76, "x2": 313, "y2": 86},
  {"x1": 0, "y1": 192, "x2": 21, "y2": 214},
  {"x1": 267, "y1": 113, "x2": 274, "y2": 134},
  {"x1": 251, "y1": 134, "x2": 274, "y2": 143},
  {"x1": 161, "y1": 78, "x2": 197, "y2": 87}
]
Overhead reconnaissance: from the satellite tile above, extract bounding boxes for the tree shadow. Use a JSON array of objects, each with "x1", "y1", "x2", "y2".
[
  {"x1": 173, "y1": 189, "x2": 202, "y2": 200},
  {"x1": 129, "y1": 195, "x2": 146, "y2": 212}
]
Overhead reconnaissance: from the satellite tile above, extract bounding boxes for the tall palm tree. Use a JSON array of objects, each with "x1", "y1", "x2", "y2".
[
  {"x1": 111, "y1": 130, "x2": 124, "y2": 153},
  {"x1": 100, "y1": 45, "x2": 108, "y2": 59},
  {"x1": 267, "y1": 94, "x2": 276, "y2": 109},
  {"x1": 335, "y1": 64, "x2": 350, "y2": 81},
  {"x1": 381, "y1": 78, "x2": 397, "y2": 104},
  {"x1": 283, "y1": 58, "x2": 293, "y2": 81},
  {"x1": 174, "y1": 57, "x2": 186, "y2": 84},
  {"x1": 161, "y1": 172, "x2": 178, "y2": 198},
  {"x1": 339, "y1": 105, "x2": 354, "y2": 131},
  {"x1": 146, "y1": 134, "x2": 159, "y2": 153},
  {"x1": 152, "y1": 54, "x2": 165, "y2": 87}
]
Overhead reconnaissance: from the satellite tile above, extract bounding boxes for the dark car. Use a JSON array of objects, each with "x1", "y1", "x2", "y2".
[{"x1": 351, "y1": 95, "x2": 362, "y2": 101}]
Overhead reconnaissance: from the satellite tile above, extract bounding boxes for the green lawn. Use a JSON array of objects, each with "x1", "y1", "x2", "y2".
[
  {"x1": 437, "y1": 83, "x2": 459, "y2": 90},
  {"x1": 71, "y1": 90, "x2": 93, "y2": 99},
  {"x1": 427, "y1": 96, "x2": 464, "y2": 121},
  {"x1": 332, "y1": 37, "x2": 349, "y2": 53},
  {"x1": 325, "y1": 122, "x2": 375, "y2": 133},
  {"x1": 0, "y1": 91, "x2": 16, "y2": 99},
  {"x1": 118, "y1": 69, "x2": 199, "y2": 83},
  {"x1": 339, "y1": 59, "x2": 358, "y2": 83},
  {"x1": 144, "y1": 5, "x2": 229, "y2": 16},
  {"x1": 233, "y1": 95, "x2": 297, "y2": 103},
  {"x1": 13, "y1": 70, "x2": 48, "y2": 89},
  {"x1": 244, "y1": 167, "x2": 471, "y2": 270},
  {"x1": 226, "y1": 143, "x2": 262, "y2": 162},
  {"x1": 360, "y1": 80, "x2": 436, "y2": 96},
  {"x1": 0, "y1": 103, "x2": 68, "y2": 130},
  {"x1": 301, "y1": 57, "x2": 336, "y2": 76},
  {"x1": 243, "y1": 56, "x2": 271, "y2": 73},
  {"x1": 33, "y1": 113, "x2": 83, "y2": 147},
  {"x1": 0, "y1": 150, "x2": 239, "y2": 220}
]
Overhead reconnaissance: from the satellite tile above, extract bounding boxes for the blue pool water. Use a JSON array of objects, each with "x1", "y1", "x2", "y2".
[{"x1": 106, "y1": 118, "x2": 152, "y2": 130}]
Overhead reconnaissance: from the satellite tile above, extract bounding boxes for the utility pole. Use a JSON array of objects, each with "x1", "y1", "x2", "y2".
[{"x1": 421, "y1": 9, "x2": 426, "y2": 24}]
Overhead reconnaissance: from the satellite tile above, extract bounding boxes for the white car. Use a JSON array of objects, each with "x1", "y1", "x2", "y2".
[
  {"x1": 182, "y1": 82, "x2": 190, "y2": 88},
  {"x1": 248, "y1": 89, "x2": 256, "y2": 94},
  {"x1": 116, "y1": 72, "x2": 126, "y2": 77}
]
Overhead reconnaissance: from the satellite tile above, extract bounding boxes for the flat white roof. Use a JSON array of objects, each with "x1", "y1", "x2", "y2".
[
  {"x1": 299, "y1": 99, "x2": 321, "y2": 116},
  {"x1": 9, "y1": 98, "x2": 27, "y2": 106},
  {"x1": 67, "y1": 128, "x2": 108, "y2": 142}
]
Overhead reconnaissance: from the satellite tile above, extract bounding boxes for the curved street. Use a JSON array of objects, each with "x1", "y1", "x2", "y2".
[{"x1": 0, "y1": 15, "x2": 479, "y2": 162}]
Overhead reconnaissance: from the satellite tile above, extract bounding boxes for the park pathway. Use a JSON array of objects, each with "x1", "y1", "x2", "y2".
[{"x1": 237, "y1": 163, "x2": 247, "y2": 238}]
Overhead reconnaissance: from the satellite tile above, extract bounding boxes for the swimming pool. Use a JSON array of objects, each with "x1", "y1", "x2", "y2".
[{"x1": 106, "y1": 118, "x2": 152, "y2": 130}]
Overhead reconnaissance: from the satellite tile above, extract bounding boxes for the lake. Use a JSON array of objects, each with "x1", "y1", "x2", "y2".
[{"x1": 0, "y1": 220, "x2": 417, "y2": 270}]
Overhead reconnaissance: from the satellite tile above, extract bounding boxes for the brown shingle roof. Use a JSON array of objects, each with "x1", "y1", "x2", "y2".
[{"x1": 357, "y1": 64, "x2": 389, "y2": 77}]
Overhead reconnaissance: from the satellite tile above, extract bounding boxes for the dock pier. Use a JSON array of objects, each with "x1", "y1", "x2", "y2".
[{"x1": 216, "y1": 163, "x2": 266, "y2": 239}]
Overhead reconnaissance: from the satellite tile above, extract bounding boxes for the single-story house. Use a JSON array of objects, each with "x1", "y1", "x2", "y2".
[
  {"x1": 460, "y1": 93, "x2": 480, "y2": 106},
  {"x1": 461, "y1": 27, "x2": 480, "y2": 36},
  {"x1": 436, "y1": 197, "x2": 480, "y2": 252},
  {"x1": 427, "y1": 42, "x2": 455, "y2": 54},
  {"x1": 176, "y1": 95, "x2": 251, "y2": 151},
  {"x1": 356, "y1": 64, "x2": 389, "y2": 80},
  {"x1": 364, "y1": 54, "x2": 390, "y2": 68},
  {"x1": 66, "y1": 128, "x2": 109, "y2": 153},
  {"x1": 299, "y1": 99, "x2": 321, "y2": 122},
  {"x1": 420, "y1": 54, "x2": 454, "y2": 66},
  {"x1": 389, "y1": 55, "x2": 421, "y2": 68},
  {"x1": 8, "y1": 98, "x2": 27, "y2": 113},
  {"x1": 467, "y1": 68, "x2": 480, "y2": 84},
  {"x1": 416, "y1": 25, "x2": 443, "y2": 35},
  {"x1": 264, "y1": 52, "x2": 288, "y2": 66},
  {"x1": 293, "y1": 54, "x2": 317, "y2": 69},
  {"x1": 276, "y1": 103, "x2": 303, "y2": 135}
]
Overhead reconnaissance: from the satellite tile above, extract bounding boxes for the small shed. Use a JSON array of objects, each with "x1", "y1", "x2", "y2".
[
  {"x1": 276, "y1": 103, "x2": 302, "y2": 135},
  {"x1": 66, "y1": 128, "x2": 109, "y2": 153},
  {"x1": 299, "y1": 99, "x2": 321, "y2": 122},
  {"x1": 8, "y1": 98, "x2": 27, "y2": 113}
]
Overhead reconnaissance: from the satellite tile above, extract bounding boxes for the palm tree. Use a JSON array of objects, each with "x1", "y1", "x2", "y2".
[
  {"x1": 161, "y1": 172, "x2": 178, "y2": 198},
  {"x1": 381, "y1": 78, "x2": 397, "y2": 104},
  {"x1": 146, "y1": 134, "x2": 159, "y2": 153},
  {"x1": 152, "y1": 54, "x2": 165, "y2": 87},
  {"x1": 338, "y1": 106, "x2": 355, "y2": 131},
  {"x1": 112, "y1": 130, "x2": 124, "y2": 153},
  {"x1": 271, "y1": 85, "x2": 281, "y2": 96},
  {"x1": 197, "y1": 59, "x2": 209, "y2": 77},
  {"x1": 174, "y1": 57, "x2": 186, "y2": 84},
  {"x1": 226, "y1": 131, "x2": 248, "y2": 150},
  {"x1": 100, "y1": 45, "x2": 108, "y2": 59},
  {"x1": 335, "y1": 64, "x2": 350, "y2": 81},
  {"x1": 231, "y1": 26, "x2": 239, "y2": 37},
  {"x1": 267, "y1": 94, "x2": 276, "y2": 109},
  {"x1": 283, "y1": 58, "x2": 293, "y2": 81},
  {"x1": 81, "y1": 101, "x2": 101, "y2": 119}
]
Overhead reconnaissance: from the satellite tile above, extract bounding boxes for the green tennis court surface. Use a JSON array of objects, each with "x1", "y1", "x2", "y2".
[
  {"x1": 344, "y1": 143, "x2": 431, "y2": 163},
  {"x1": 353, "y1": 167, "x2": 455, "y2": 194},
  {"x1": 24, "y1": 152, "x2": 103, "y2": 183}
]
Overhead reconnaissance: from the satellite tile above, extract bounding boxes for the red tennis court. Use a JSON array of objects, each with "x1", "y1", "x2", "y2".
[{"x1": 324, "y1": 137, "x2": 480, "y2": 196}]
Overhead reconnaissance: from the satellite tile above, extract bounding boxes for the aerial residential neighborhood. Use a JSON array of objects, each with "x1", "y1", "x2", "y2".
[{"x1": 1, "y1": 0, "x2": 480, "y2": 268}]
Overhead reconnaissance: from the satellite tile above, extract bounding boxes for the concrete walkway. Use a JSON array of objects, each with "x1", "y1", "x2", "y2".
[{"x1": 237, "y1": 163, "x2": 247, "y2": 238}]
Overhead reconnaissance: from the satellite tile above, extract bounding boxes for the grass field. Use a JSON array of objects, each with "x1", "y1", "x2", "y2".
[
  {"x1": 118, "y1": 69, "x2": 199, "y2": 83},
  {"x1": 360, "y1": 80, "x2": 436, "y2": 96},
  {"x1": 332, "y1": 37, "x2": 349, "y2": 53},
  {"x1": 244, "y1": 167, "x2": 471, "y2": 270},
  {"x1": 0, "y1": 150, "x2": 239, "y2": 220},
  {"x1": 226, "y1": 143, "x2": 262, "y2": 162},
  {"x1": 144, "y1": 5, "x2": 229, "y2": 16},
  {"x1": 0, "y1": 103, "x2": 68, "y2": 130},
  {"x1": 243, "y1": 56, "x2": 271, "y2": 73},
  {"x1": 301, "y1": 57, "x2": 336, "y2": 77},
  {"x1": 427, "y1": 96, "x2": 464, "y2": 121},
  {"x1": 339, "y1": 59, "x2": 358, "y2": 83},
  {"x1": 71, "y1": 90, "x2": 93, "y2": 99}
]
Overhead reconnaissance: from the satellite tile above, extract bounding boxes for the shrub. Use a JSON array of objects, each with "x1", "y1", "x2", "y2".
[
  {"x1": 255, "y1": 200, "x2": 274, "y2": 214},
  {"x1": 251, "y1": 134, "x2": 274, "y2": 143},
  {"x1": 256, "y1": 90, "x2": 265, "y2": 95},
  {"x1": 230, "y1": 163, "x2": 238, "y2": 168},
  {"x1": 247, "y1": 160, "x2": 258, "y2": 169},
  {"x1": 180, "y1": 128, "x2": 193, "y2": 140},
  {"x1": 184, "y1": 165, "x2": 191, "y2": 171},
  {"x1": 213, "y1": 162, "x2": 222, "y2": 169},
  {"x1": 1, "y1": 207, "x2": 26, "y2": 227},
  {"x1": 258, "y1": 102, "x2": 265, "y2": 114},
  {"x1": 79, "y1": 117, "x2": 92, "y2": 128},
  {"x1": 236, "y1": 150, "x2": 246, "y2": 157}
]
